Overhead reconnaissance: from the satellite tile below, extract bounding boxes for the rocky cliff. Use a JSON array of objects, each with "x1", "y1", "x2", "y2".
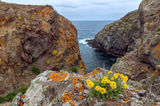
[
  {"x1": 89, "y1": 0, "x2": 160, "y2": 95},
  {"x1": 87, "y1": 10, "x2": 140, "y2": 57},
  {"x1": 0, "y1": 2, "x2": 86, "y2": 97}
]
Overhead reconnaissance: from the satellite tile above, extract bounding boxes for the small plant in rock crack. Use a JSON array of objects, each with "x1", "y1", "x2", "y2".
[{"x1": 86, "y1": 71, "x2": 129, "y2": 101}]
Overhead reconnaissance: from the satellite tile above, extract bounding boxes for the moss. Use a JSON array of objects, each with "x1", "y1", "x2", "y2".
[
  {"x1": 0, "y1": 97, "x2": 5, "y2": 103},
  {"x1": 0, "y1": 92, "x2": 17, "y2": 103},
  {"x1": 32, "y1": 66, "x2": 40, "y2": 75},
  {"x1": 5, "y1": 92, "x2": 17, "y2": 102},
  {"x1": 72, "y1": 67, "x2": 78, "y2": 73},
  {"x1": 157, "y1": 27, "x2": 160, "y2": 31},
  {"x1": 19, "y1": 86, "x2": 28, "y2": 94},
  {"x1": 32, "y1": 57, "x2": 38, "y2": 62},
  {"x1": 0, "y1": 87, "x2": 28, "y2": 103},
  {"x1": 150, "y1": 13, "x2": 155, "y2": 16}
]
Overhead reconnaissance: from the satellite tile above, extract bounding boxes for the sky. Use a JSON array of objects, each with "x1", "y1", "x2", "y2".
[{"x1": 2, "y1": 0, "x2": 142, "y2": 21}]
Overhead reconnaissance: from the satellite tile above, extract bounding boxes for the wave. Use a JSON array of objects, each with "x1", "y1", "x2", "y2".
[{"x1": 79, "y1": 38, "x2": 92, "y2": 45}]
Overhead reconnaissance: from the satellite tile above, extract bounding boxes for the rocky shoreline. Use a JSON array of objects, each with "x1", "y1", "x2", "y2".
[
  {"x1": 0, "y1": 0, "x2": 160, "y2": 106},
  {"x1": 88, "y1": 0, "x2": 160, "y2": 97}
]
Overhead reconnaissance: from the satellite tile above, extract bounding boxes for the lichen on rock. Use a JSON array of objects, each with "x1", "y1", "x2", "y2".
[{"x1": 0, "y1": 2, "x2": 86, "y2": 97}]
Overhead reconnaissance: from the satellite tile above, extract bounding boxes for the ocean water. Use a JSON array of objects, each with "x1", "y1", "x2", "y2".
[{"x1": 72, "y1": 21, "x2": 117, "y2": 72}]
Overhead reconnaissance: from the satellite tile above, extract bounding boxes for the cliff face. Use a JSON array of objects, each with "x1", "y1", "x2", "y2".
[
  {"x1": 87, "y1": 10, "x2": 140, "y2": 57},
  {"x1": 89, "y1": 0, "x2": 160, "y2": 95},
  {"x1": 0, "y1": 2, "x2": 86, "y2": 97}
]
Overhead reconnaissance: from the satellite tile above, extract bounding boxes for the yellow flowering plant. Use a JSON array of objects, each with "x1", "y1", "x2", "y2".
[{"x1": 86, "y1": 71, "x2": 129, "y2": 100}]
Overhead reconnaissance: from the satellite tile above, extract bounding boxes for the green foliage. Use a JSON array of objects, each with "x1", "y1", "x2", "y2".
[
  {"x1": 0, "y1": 97, "x2": 5, "y2": 103},
  {"x1": 32, "y1": 57, "x2": 38, "y2": 62},
  {"x1": 157, "y1": 27, "x2": 160, "y2": 31},
  {"x1": 150, "y1": 13, "x2": 155, "y2": 16},
  {"x1": 19, "y1": 86, "x2": 28, "y2": 94},
  {"x1": 72, "y1": 67, "x2": 78, "y2": 73},
  {"x1": 86, "y1": 72, "x2": 129, "y2": 101},
  {"x1": 32, "y1": 66, "x2": 40, "y2": 75},
  {"x1": 5, "y1": 92, "x2": 17, "y2": 102},
  {"x1": 0, "y1": 86, "x2": 28, "y2": 103}
]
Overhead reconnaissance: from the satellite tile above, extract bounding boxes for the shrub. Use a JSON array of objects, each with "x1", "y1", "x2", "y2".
[
  {"x1": 19, "y1": 86, "x2": 28, "y2": 94},
  {"x1": 32, "y1": 57, "x2": 38, "y2": 62},
  {"x1": 86, "y1": 71, "x2": 129, "y2": 100},
  {"x1": 32, "y1": 66, "x2": 40, "y2": 75},
  {"x1": 72, "y1": 67, "x2": 78, "y2": 73},
  {"x1": 0, "y1": 97, "x2": 5, "y2": 103},
  {"x1": 157, "y1": 27, "x2": 160, "y2": 31},
  {"x1": 5, "y1": 92, "x2": 17, "y2": 102}
]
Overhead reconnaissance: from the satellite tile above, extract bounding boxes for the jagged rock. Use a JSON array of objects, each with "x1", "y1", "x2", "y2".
[
  {"x1": 87, "y1": 10, "x2": 140, "y2": 57},
  {"x1": 89, "y1": 0, "x2": 160, "y2": 95},
  {"x1": 12, "y1": 69, "x2": 158, "y2": 106},
  {"x1": 0, "y1": 2, "x2": 86, "y2": 97}
]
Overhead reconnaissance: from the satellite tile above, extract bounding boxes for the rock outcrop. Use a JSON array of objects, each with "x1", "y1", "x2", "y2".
[
  {"x1": 12, "y1": 69, "x2": 160, "y2": 106},
  {"x1": 87, "y1": 10, "x2": 140, "y2": 57},
  {"x1": 89, "y1": 0, "x2": 160, "y2": 95},
  {"x1": 0, "y1": 2, "x2": 86, "y2": 97}
]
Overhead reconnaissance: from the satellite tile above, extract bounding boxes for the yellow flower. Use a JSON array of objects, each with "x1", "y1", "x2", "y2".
[
  {"x1": 110, "y1": 81, "x2": 117, "y2": 89},
  {"x1": 108, "y1": 71, "x2": 112, "y2": 74},
  {"x1": 95, "y1": 86, "x2": 101, "y2": 91},
  {"x1": 101, "y1": 76, "x2": 111, "y2": 84},
  {"x1": 52, "y1": 50, "x2": 57, "y2": 56},
  {"x1": 18, "y1": 16, "x2": 21, "y2": 20},
  {"x1": 111, "y1": 77, "x2": 114, "y2": 80},
  {"x1": 120, "y1": 74, "x2": 124, "y2": 78},
  {"x1": 46, "y1": 60, "x2": 50, "y2": 65},
  {"x1": 122, "y1": 76, "x2": 128, "y2": 82},
  {"x1": 114, "y1": 73, "x2": 119, "y2": 79},
  {"x1": 124, "y1": 83, "x2": 129, "y2": 89},
  {"x1": 86, "y1": 79, "x2": 91, "y2": 83},
  {"x1": 99, "y1": 87, "x2": 107, "y2": 94},
  {"x1": 86, "y1": 79, "x2": 95, "y2": 88}
]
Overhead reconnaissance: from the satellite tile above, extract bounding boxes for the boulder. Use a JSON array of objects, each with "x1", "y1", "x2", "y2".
[
  {"x1": 12, "y1": 69, "x2": 159, "y2": 106},
  {"x1": 87, "y1": 10, "x2": 140, "y2": 57},
  {"x1": 0, "y1": 2, "x2": 86, "y2": 97}
]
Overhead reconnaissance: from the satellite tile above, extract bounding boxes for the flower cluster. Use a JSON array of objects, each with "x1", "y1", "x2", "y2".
[
  {"x1": 86, "y1": 79, "x2": 95, "y2": 88},
  {"x1": 86, "y1": 71, "x2": 129, "y2": 100}
]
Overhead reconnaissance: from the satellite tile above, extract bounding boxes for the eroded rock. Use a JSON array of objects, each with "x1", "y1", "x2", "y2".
[{"x1": 0, "y1": 2, "x2": 86, "y2": 97}]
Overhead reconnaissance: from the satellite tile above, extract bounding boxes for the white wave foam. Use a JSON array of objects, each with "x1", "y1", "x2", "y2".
[{"x1": 79, "y1": 39, "x2": 88, "y2": 45}]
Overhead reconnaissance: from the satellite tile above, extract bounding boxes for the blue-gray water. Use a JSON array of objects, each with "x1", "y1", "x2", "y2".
[{"x1": 72, "y1": 21, "x2": 117, "y2": 72}]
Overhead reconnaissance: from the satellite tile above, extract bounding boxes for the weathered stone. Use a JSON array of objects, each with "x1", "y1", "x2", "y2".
[
  {"x1": 0, "y1": 76, "x2": 3, "y2": 81},
  {"x1": 0, "y1": 2, "x2": 86, "y2": 97},
  {"x1": 87, "y1": 10, "x2": 140, "y2": 57}
]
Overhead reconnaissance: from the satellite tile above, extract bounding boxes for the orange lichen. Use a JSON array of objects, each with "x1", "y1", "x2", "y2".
[
  {"x1": 62, "y1": 92, "x2": 74, "y2": 104},
  {"x1": 153, "y1": 70, "x2": 159, "y2": 77},
  {"x1": 91, "y1": 69, "x2": 100, "y2": 76},
  {"x1": 0, "y1": 17, "x2": 6, "y2": 21},
  {"x1": 142, "y1": 67, "x2": 148, "y2": 71},
  {"x1": 49, "y1": 72, "x2": 68, "y2": 82},
  {"x1": 124, "y1": 97, "x2": 130, "y2": 103},
  {"x1": 78, "y1": 87, "x2": 84, "y2": 92},
  {"x1": 22, "y1": 95, "x2": 25, "y2": 99},
  {"x1": 146, "y1": 19, "x2": 152, "y2": 30},
  {"x1": 78, "y1": 95, "x2": 83, "y2": 99}
]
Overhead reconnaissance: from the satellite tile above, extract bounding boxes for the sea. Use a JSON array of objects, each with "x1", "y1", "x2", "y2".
[{"x1": 72, "y1": 21, "x2": 117, "y2": 72}]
